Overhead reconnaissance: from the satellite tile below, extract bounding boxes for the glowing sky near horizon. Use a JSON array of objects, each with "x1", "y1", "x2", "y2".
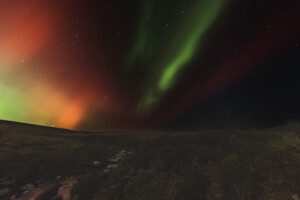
[{"x1": 0, "y1": 1, "x2": 117, "y2": 129}]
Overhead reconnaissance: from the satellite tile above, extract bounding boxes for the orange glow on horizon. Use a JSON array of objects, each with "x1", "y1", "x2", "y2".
[{"x1": 57, "y1": 99, "x2": 87, "y2": 129}]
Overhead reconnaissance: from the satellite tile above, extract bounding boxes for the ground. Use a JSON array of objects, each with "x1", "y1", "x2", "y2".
[{"x1": 0, "y1": 120, "x2": 299, "y2": 200}]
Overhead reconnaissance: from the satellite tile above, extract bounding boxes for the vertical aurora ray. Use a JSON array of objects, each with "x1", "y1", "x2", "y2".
[
  {"x1": 132, "y1": 0, "x2": 227, "y2": 112},
  {"x1": 159, "y1": 0, "x2": 225, "y2": 92},
  {"x1": 127, "y1": 0, "x2": 153, "y2": 65}
]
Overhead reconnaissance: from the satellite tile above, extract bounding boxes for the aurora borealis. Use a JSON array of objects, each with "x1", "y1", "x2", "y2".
[
  {"x1": 130, "y1": 0, "x2": 226, "y2": 111},
  {"x1": 0, "y1": 0, "x2": 299, "y2": 130}
]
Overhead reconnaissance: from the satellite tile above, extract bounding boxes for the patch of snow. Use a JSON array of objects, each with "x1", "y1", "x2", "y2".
[
  {"x1": 107, "y1": 164, "x2": 119, "y2": 169},
  {"x1": 93, "y1": 161, "x2": 101, "y2": 166},
  {"x1": 22, "y1": 183, "x2": 34, "y2": 191}
]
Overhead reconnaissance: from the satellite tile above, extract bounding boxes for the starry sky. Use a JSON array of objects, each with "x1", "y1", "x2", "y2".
[{"x1": 0, "y1": 0, "x2": 299, "y2": 130}]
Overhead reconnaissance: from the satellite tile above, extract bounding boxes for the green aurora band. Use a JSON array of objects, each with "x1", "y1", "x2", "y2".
[
  {"x1": 159, "y1": 0, "x2": 226, "y2": 91},
  {"x1": 130, "y1": 0, "x2": 227, "y2": 113}
]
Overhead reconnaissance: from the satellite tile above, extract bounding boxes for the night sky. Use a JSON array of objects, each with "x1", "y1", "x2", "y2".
[{"x1": 0, "y1": 0, "x2": 299, "y2": 130}]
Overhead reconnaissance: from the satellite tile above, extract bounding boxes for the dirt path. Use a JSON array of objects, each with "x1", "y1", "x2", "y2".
[{"x1": 58, "y1": 178, "x2": 77, "y2": 200}]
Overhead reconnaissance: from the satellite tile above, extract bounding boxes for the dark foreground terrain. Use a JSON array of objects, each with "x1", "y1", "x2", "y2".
[{"x1": 0, "y1": 120, "x2": 299, "y2": 200}]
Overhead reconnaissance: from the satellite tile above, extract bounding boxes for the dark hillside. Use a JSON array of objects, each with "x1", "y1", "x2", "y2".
[{"x1": 0, "y1": 120, "x2": 299, "y2": 200}]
